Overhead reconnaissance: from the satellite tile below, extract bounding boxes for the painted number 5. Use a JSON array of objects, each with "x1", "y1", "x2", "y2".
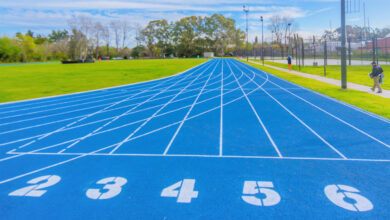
[
  {"x1": 242, "y1": 181, "x2": 281, "y2": 206},
  {"x1": 324, "y1": 184, "x2": 373, "y2": 212},
  {"x1": 86, "y1": 177, "x2": 127, "y2": 200},
  {"x1": 9, "y1": 175, "x2": 61, "y2": 197}
]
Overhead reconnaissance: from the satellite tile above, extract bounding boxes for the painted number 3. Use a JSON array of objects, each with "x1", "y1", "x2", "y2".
[
  {"x1": 86, "y1": 177, "x2": 127, "y2": 200},
  {"x1": 324, "y1": 184, "x2": 373, "y2": 212},
  {"x1": 242, "y1": 181, "x2": 281, "y2": 207}
]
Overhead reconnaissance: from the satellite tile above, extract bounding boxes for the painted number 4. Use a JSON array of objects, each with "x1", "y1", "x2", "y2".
[
  {"x1": 161, "y1": 179, "x2": 198, "y2": 203},
  {"x1": 242, "y1": 181, "x2": 281, "y2": 207}
]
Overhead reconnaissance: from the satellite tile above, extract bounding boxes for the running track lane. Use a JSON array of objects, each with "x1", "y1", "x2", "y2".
[{"x1": 0, "y1": 58, "x2": 389, "y2": 219}]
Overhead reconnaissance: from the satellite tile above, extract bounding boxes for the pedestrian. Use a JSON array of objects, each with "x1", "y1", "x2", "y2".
[
  {"x1": 287, "y1": 56, "x2": 292, "y2": 71},
  {"x1": 369, "y1": 62, "x2": 384, "y2": 93}
]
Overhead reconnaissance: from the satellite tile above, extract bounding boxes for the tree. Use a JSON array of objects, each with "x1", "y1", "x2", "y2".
[
  {"x1": 93, "y1": 21, "x2": 104, "y2": 58},
  {"x1": 49, "y1": 30, "x2": 69, "y2": 42},
  {"x1": 110, "y1": 20, "x2": 121, "y2": 56},
  {"x1": 101, "y1": 24, "x2": 110, "y2": 57}
]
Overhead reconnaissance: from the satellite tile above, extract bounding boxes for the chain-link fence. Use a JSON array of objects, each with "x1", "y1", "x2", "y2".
[{"x1": 237, "y1": 35, "x2": 390, "y2": 67}]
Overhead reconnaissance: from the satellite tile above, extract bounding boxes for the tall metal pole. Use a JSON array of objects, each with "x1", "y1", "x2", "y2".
[
  {"x1": 243, "y1": 5, "x2": 249, "y2": 62},
  {"x1": 261, "y1": 16, "x2": 264, "y2": 65},
  {"x1": 341, "y1": 0, "x2": 347, "y2": 89},
  {"x1": 271, "y1": 31, "x2": 274, "y2": 61}
]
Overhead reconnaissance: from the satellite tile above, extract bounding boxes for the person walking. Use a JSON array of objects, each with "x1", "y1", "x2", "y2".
[
  {"x1": 369, "y1": 62, "x2": 384, "y2": 93},
  {"x1": 287, "y1": 56, "x2": 292, "y2": 71}
]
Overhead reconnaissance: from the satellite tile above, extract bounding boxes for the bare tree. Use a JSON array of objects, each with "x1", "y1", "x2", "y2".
[
  {"x1": 121, "y1": 20, "x2": 131, "y2": 50},
  {"x1": 101, "y1": 24, "x2": 110, "y2": 57},
  {"x1": 110, "y1": 20, "x2": 121, "y2": 56},
  {"x1": 93, "y1": 21, "x2": 104, "y2": 59}
]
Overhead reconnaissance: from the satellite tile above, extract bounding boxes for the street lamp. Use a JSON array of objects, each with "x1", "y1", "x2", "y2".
[
  {"x1": 271, "y1": 30, "x2": 274, "y2": 61},
  {"x1": 243, "y1": 5, "x2": 249, "y2": 61},
  {"x1": 260, "y1": 16, "x2": 264, "y2": 65}
]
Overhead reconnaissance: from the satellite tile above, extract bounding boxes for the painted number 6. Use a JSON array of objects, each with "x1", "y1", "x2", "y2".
[
  {"x1": 86, "y1": 177, "x2": 127, "y2": 200},
  {"x1": 242, "y1": 181, "x2": 281, "y2": 206},
  {"x1": 324, "y1": 184, "x2": 373, "y2": 212}
]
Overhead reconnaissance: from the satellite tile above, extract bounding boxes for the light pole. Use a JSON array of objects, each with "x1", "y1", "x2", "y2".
[
  {"x1": 243, "y1": 5, "x2": 249, "y2": 61},
  {"x1": 260, "y1": 16, "x2": 264, "y2": 65},
  {"x1": 271, "y1": 30, "x2": 274, "y2": 61},
  {"x1": 341, "y1": 0, "x2": 347, "y2": 89}
]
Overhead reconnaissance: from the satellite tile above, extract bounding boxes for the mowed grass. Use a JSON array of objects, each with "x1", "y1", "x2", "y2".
[
  {"x1": 0, "y1": 59, "x2": 206, "y2": 103},
  {"x1": 252, "y1": 59, "x2": 390, "y2": 90},
  {"x1": 241, "y1": 60, "x2": 390, "y2": 119}
]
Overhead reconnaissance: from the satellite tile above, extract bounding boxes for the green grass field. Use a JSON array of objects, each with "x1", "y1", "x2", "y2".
[
  {"x1": 242, "y1": 60, "x2": 390, "y2": 119},
  {"x1": 252, "y1": 59, "x2": 389, "y2": 90},
  {"x1": 0, "y1": 59, "x2": 206, "y2": 103}
]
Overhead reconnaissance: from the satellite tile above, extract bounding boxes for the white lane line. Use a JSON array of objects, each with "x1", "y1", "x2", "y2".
[
  {"x1": 8, "y1": 151, "x2": 390, "y2": 163},
  {"x1": 109, "y1": 59, "x2": 215, "y2": 154},
  {"x1": 235, "y1": 60, "x2": 390, "y2": 150},
  {"x1": 0, "y1": 63, "x2": 220, "y2": 127},
  {"x1": 231, "y1": 60, "x2": 346, "y2": 159},
  {"x1": 163, "y1": 60, "x2": 220, "y2": 155},
  {"x1": 0, "y1": 61, "x2": 253, "y2": 164},
  {"x1": 59, "y1": 60, "x2": 219, "y2": 153},
  {"x1": 219, "y1": 60, "x2": 224, "y2": 157},
  {"x1": 0, "y1": 69, "x2": 243, "y2": 148},
  {"x1": 0, "y1": 144, "x2": 117, "y2": 185},
  {"x1": 226, "y1": 59, "x2": 283, "y2": 158},
  {"x1": 16, "y1": 65, "x2": 185, "y2": 151},
  {"x1": 0, "y1": 64, "x2": 260, "y2": 186}
]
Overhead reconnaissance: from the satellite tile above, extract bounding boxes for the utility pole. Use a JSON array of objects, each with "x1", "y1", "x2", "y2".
[
  {"x1": 260, "y1": 16, "x2": 264, "y2": 65},
  {"x1": 341, "y1": 0, "x2": 347, "y2": 89},
  {"x1": 243, "y1": 5, "x2": 249, "y2": 62}
]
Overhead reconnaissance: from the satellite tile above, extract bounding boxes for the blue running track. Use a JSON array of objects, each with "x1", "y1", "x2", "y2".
[{"x1": 0, "y1": 58, "x2": 389, "y2": 219}]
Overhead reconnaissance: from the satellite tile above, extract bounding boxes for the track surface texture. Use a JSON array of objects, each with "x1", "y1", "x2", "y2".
[{"x1": 0, "y1": 58, "x2": 389, "y2": 219}]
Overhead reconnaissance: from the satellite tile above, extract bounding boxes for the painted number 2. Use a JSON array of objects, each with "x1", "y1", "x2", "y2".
[
  {"x1": 161, "y1": 179, "x2": 198, "y2": 203},
  {"x1": 86, "y1": 177, "x2": 127, "y2": 200},
  {"x1": 242, "y1": 181, "x2": 281, "y2": 207},
  {"x1": 9, "y1": 175, "x2": 61, "y2": 197},
  {"x1": 324, "y1": 184, "x2": 373, "y2": 212}
]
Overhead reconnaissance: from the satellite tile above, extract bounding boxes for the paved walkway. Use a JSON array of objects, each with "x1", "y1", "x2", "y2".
[{"x1": 247, "y1": 59, "x2": 390, "y2": 99}]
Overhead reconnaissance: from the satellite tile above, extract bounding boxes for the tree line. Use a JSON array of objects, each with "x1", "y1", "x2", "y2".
[{"x1": 0, "y1": 14, "x2": 245, "y2": 63}]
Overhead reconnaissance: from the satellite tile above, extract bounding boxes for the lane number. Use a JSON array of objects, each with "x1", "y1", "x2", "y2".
[
  {"x1": 242, "y1": 181, "x2": 281, "y2": 206},
  {"x1": 161, "y1": 179, "x2": 198, "y2": 203},
  {"x1": 324, "y1": 184, "x2": 373, "y2": 212},
  {"x1": 9, "y1": 175, "x2": 61, "y2": 197},
  {"x1": 86, "y1": 177, "x2": 127, "y2": 200}
]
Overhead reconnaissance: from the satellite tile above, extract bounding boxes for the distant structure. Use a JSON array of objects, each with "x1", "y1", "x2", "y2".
[{"x1": 204, "y1": 52, "x2": 214, "y2": 58}]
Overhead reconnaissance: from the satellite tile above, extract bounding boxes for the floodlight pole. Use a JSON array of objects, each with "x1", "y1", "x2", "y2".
[
  {"x1": 243, "y1": 5, "x2": 249, "y2": 62},
  {"x1": 261, "y1": 16, "x2": 264, "y2": 65},
  {"x1": 341, "y1": 0, "x2": 347, "y2": 89}
]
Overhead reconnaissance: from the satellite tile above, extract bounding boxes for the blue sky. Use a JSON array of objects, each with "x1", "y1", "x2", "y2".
[{"x1": 0, "y1": 0, "x2": 389, "y2": 46}]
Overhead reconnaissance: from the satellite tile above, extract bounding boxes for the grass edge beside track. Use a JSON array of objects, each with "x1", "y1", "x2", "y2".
[
  {"x1": 0, "y1": 59, "x2": 207, "y2": 104},
  {"x1": 241, "y1": 59, "x2": 390, "y2": 119}
]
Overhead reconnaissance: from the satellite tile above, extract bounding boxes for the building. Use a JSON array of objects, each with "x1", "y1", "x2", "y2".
[
  {"x1": 366, "y1": 35, "x2": 390, "y2": 54},
  {"x1": 203, "y1": 52, "x2": 214, "y2": 58}
]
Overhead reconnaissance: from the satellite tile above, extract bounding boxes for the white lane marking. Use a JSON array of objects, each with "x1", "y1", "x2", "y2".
[
  {"x1": 235, "y1": 60, "x2": 390, "y2": 150},
  {"x1": 0, "y1": 64, "x2": 236, "y2": 137},
  {"x1": 163, "y1": 60, "x2": 220, "y2": 155},
  {"x1": 0, "y1": 62, "x2": 222, "y2": 128},
  {"x1": 231, "y1": 61, "x2": 347, "y2": 159},
  {"x1": 0, "y1": 69, "x2": 244, "y2": 151},
  {"x1": 219, "y1": 60, "x2": 224, "y2": 156},
  {"x1": 16, "y1": 65, "x2": 188, "y2": 151},
  {"x1": 109, "y1": 59, "x2": 217, "y2": 154},
  {"x1": 226, "y1": 60, "x2": 282, "y2": 157},
  {"x1": 7, "y1": 151, "x2": 390, "y2": 162},
  {"x1": 0, "y1": 72, "x2": 253, "y2": 166},
  {"x1": 59, "y1": 60, "x2": 219, "y2": 153}
]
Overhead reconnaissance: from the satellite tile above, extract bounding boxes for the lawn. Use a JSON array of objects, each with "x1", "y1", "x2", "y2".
[
  {"x1": 241, "y1": 59, "x2": 390, "y2": 119},
  {"x1": 0, "y1": 59, "x2": 206, "y2": 103},
  {"x1": 251, "y1": 59, "x2": 390, "y2": 90}
]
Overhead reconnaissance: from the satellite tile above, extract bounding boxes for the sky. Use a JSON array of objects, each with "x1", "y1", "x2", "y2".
[{"x1": 0, "y1": 0, "x2": 389, "y2": 46}]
